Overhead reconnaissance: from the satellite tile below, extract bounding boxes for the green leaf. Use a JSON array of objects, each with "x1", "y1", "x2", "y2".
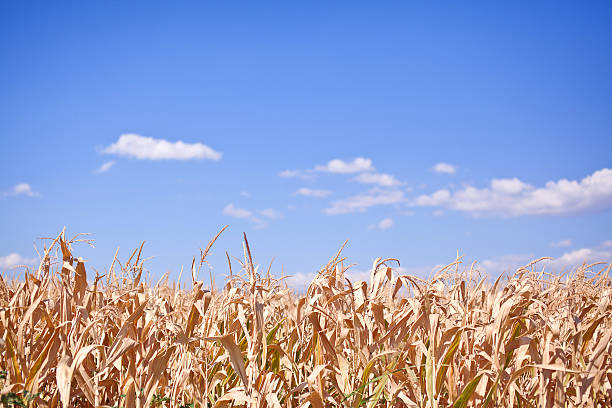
[
  {"x1": 452, "y1": 374, "x2": 482, "y2": 408},
  {"x1": 425, "y1": 344, "x2": 435, "y2": 407},
  {"x1": 436, "y1": 330, "x2": 462, "y2": 394}
]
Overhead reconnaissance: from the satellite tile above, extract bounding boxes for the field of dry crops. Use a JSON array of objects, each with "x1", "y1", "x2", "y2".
[{"x1": 0, "y1": 229, "x2": 611, "y2": 407}]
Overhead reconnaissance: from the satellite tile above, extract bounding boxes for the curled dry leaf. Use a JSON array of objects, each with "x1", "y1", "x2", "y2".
[{"x1": 0, "y1": 229, "x2": 610, "y2": 407}]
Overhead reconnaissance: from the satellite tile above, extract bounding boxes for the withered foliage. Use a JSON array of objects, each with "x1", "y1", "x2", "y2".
[{"x1": 0, "y1": 229, "x2": 611, "y2": 407}]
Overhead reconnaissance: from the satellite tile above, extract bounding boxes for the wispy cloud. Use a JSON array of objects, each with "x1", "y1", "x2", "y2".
[
  {"x1": 285, "y1": 272, "x2": 317, "y2": 290},
  {"x1": 354, "y1": 172, "x2": 401, "y2": 187},
  {"x1": 0, "y1": 253, "x2": 38, "y2": 269},
  {"x1": 294, "y1": 188, "x2": 332, "y2": 198},
  {"x1": 222, "y1": 203, "x2": 253, "y2": 219},
  {"x1": 260, "y1": 208, "x2": 283, "y2": 219},
  {"x1": 324, "y1": 189, "x2": 405, "y2": 214},
  {"x1": 314, "y1": 158, "x2": 374, "y2": 174},
  {"x1": 477, "y1": 241, "x2": 612, "y2": 276},
  {"x1": 4, "y1": 183, "x2": 38, "y2": 197},
  {"x1": 240, "y1": 191, "x2": 251, "y2": 198},
  {"x1": 222, "y1": 203, "x2": 282, "y2": 228},
  {"x1": 94, "y1": 160, "x2": 115, "y2": 174},
  {"x1": 479, "y1": 254, "x2": 533, "y2": 275},
  {"x1": 550, "y1": 239, "x2": 572, "y2": 248},
  {"x1": 369, "y1": 217, "x2": 394, "y2": 230},
  {"x1": 278, "y1": 169, "x2": 314, "y2": 180},
  {"x1": 103, "y1": 134, "x2": 221, "y2": 160},
  {"x1": 281, "y1": 157, "x2": 375, "y2": 180},
  {"x1": 550, "y1": 242, "x2": 612, "y2": 270},
  {"x1": 432, "y1": 162, "x2": 456, "y2": 174},
  {"x1": 285, "y1": 265, "x2": 429, "y2": 290},
  {"x1": 413, "y1": 168, "x2": 612, "y2": 216}
]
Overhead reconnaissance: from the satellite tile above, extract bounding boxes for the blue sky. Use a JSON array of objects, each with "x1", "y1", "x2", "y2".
[{"x1": 1, "y1": 2, "x2": 611, "y2": 287}]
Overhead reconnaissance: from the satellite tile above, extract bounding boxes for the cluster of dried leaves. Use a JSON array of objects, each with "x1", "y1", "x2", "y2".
[{"x1": 0, "y1": 229, "x2": 611, "y2": 407}]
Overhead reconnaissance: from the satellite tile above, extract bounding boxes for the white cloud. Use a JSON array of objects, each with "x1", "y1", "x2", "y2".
[
  {"x1": 477, "y1": 241, "x2": 612, "y2": 276},
  {"x1": 413, "y1": 168, "x2": 612, "y2": 217},
  {"x1": 550, "y1": 243, "x2": 612, "y2": 271},
  {"x1": 294, "y1": 188, "x2": 332, "y2": 198},
  {"x1": 278, "y1": 169, "x2": 316, "y2": 180},
  {"x1": 315, "y1": 158, "x2": 374, "y2": 174},
  {"x1": 490, "y1": 178, "x2": 530, "y2": 195},
  {"x1": 240, "y1": 191, "x2": 251, "y2": 198},
  {"x1": 260, "y1": 208, "x2": 283, "y2": 219},
  {"x1": 549, "y1": 239, "x2": 572, "y2": 248},
  {"x1": 94, "y1": 161, "x2": 115, "y2": 174},
  {"x1": 432, "y1": 162, "x2": 456, "y2": 174},
  {"x1": 222, "y1": 203, "x2": 253, "y2": 219},
  {"x1": 345, "y1": 268, "x2": 372, "y2": 282},
  {"x1": 103, "y1": 134, "x2": 221, "y2": 160},
  {"x1": 286, "y1": 263, "x2": 446, "y2": 290},
  {"x1": 0, "y1": 253, "x2": 38, "y2": 269},
  {"x1": 285, "y1": 268, "x2": 372, "y2": 290},
  {"x1": 285, "y1": 272, "x2": 316, "y2": 290},
  {"x1": 354, "y1": 172, "x2": 401, "y2": 187},
  {"x1": 279, "y1": 170, "x2": 298, "y2": 178},
  {"x1": 280, "y1": 157, "x2": 376, "y2": 181},
  {"x1": 222, "y1": 203, "x2": 282, "y2": 228},
  {"x1": 414, "y1": 189, "x2": 451, "y2": 206},
  {"x1": 373, "y1": 218, "x2": 394, "y2": 230},
  {"x1": 324, "y1": 189, "x2": 405, "y2": 214},
  {"x1": 479, "y1": 254, "x2": 533, "y2": 275},
  {"x1": 4, "y1": 183, "x2": 38, "y2": 197}
]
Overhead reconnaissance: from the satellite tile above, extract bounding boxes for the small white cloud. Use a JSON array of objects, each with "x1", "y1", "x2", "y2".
[
  {"x1": 260, "y1": 208, "x2": 283, "y2": 219},
  {"x1": 324, "y1": 189, "x2": 405, "y2": 214},
  {"x1": 278, "y1": 169, "x2": 315, "y2": 180},
  {"x1": 251, "y1": 218, "x2": 268, "y2": 229},
  {"x1": 222, "y1": 203, "x2": 280, "y2": 228},
  {"x1": 94, "y1": 161, "x2": 115, "y2": 174},
  {"x1": 103, "y1": 133, "x2": 221, "y2": 160},
  {"x1": 315, "y1": 158, "x2": 374, "y2": 174},
  {"x1": 491, "y1": 178, "x2": 530, "y2": 195},
  {"x1": 432, "y1": 209, "x2": 444, "y2": 216},
  {"x1": 281, "y1": 157, "x2": 375, "y2": 181},
  {"x1": 0, "y1": 253, "x2": 38, "y2": 269},
  {"x1": 222, "y1": 203, "x2": 253, "y2": 219},
  {"x1": 477, "y1": 241, "x2": 612, "y2": 276},
  {"x1": 286, "y1": 268, "x2": 372, "y2": 290},
  {"x1": 549, "y1": 239, "x2": 572, "y2": 248},
  {"x1": 354, "y1": 172, "x2": 401, "y2": 187},
  {"x1": 375, "y1": 218, "x2": 394, "y2": 230},
  {"x1": 548, "y1": 243, "x2": 612, "y2": 271},
  {"x1": 479, "y1": 254, "x2": 533, "y2": 275},
  {"x1": 279, "y1": 169, "x2": 300, "y2": 178},
  {"x1": 552, "y1": 249, "x2": 593, "y2": 268},
  {"x1": 414, "y1": 190, "x2": 451, "y2": 206},
  {"x1": 432, "y1": 162, "x2": 456, "y2": 174},
  {"x1": 294, "y1": 188, "x2": 332, "y2": 198},
  {"x1": 4, "y1": 183, "x2": 38, "y2": 197},
  {"x1": 240, "y1": 191, "x2": 251, "y2": 198},
  {"x1": 413, "y1": 168, "x2": 612, "y2": 217},
  {"x1": 285, "y1": 272, "x2": 317, "y2": 290},
  {"x1": 345, "y1": 268, "x2": 372, "y2": 282}
]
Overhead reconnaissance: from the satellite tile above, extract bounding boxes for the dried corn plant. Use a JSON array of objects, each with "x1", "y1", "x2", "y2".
[{"x1": 0, "y1": 228, "x2": 611, "y2": 407}]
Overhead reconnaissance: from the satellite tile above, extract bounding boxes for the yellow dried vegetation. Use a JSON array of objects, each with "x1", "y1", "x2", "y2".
[{"x1": 0, "y1": 228, "x2": 611, "y2": 407}]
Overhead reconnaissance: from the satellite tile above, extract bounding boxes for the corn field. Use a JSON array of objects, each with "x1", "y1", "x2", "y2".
[{"x1": 0, "y1": 229, "x2": 611, "y2": 407}]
